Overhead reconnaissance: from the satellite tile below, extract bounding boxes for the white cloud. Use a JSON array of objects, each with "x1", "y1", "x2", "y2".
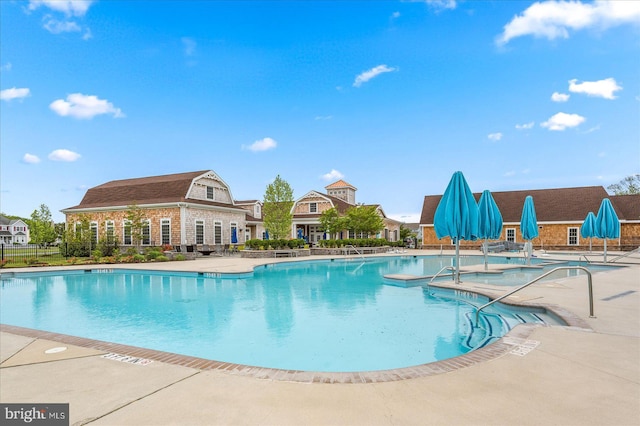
[
  {"x1": 387, "y1": 213, "x2": 421, "y2": 223},
  {"x1": 353, "y1": 64, "x2": 397, "y2": 87},
  {"x1": 568, "y1": 77, "x2": 622, "y2": 99},
  {"x1": 551, "y1": 92, "x2": 570, "y2": 102},
  {"x1": 29, "y1": 0, "x2": 94, "y2": 17},
  {"x1": 391, "y1": 11, "x2": 401, "y2": 19},
  {"x1": 49, "y1": 93, "x2": 125, "y2": 119},
  {"x1": 48, "y1": 149, "x2": 81, "y2": 162},
  {"x1": 181, "y1": 37, "x2": 197, "y2": 56},
  {"x1": 1, "y1": 63, "x2": 12, "y2": 72},
  {"x1": 541, "y1": 112, "x2": 586, "y2": 131},
  {"x1": 314, "y1": 115, "x2": 333, "y2": 121},
  {"x1": 242, "y1": 137, "x2": 277, "y2": 152},
  {"x1": 1, "y1": 87, "x2": 30, "y2": 101},
  {"x1": 497, "y1": 0, "x2": 640, "y2": 46},
  {"x1": 23, "y1": 153, "x2": 41, "y2": 164},
  {"x1": 424, "y1": 0, "x2": 457, "y2": 10},
  {"x1": 321, "y1": 169, "x2": 345, "y2": 181},
  {"x1": 487, "y1": 132, "x2": 503, "y2": 141},
  {"x1": 43, "y1": 17, "x2": 81, "y2": 34},
  {"x1": 515, "y1": 121, "x2": 535, "y2": 130},
  {"x1": 504, "y1": 170, "x2": 516, "y2": 177}
]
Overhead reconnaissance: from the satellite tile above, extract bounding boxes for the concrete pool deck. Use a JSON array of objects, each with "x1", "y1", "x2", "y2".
[{"x1": 1, "y1": 250, "x2": 639, "y2": 425}]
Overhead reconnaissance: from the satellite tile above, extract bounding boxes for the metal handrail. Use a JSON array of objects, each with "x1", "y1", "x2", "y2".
[
  {"x1": 475, "y1": 266, "x2": 594, "y2": 324},
  {"x1": 609, "y1": 246, "x2": 640, "y2": 263},
  {"x1": 429, "y1": 266, "x2": 455, "y2": 284},
  {"x1": 579, "y1": 255, "x2": 592, "y2": 264},
  {"x1": 343, "y1": 244, "x2": 364, "y2": 260}
]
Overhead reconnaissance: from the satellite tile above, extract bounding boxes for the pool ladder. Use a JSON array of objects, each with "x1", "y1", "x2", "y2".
[
  {"x1": 474, "y1": 266, "x2": 594, "y2": 324},
  {"x1": 343, "y1": 245, "x2": 364, "y2": 260}
]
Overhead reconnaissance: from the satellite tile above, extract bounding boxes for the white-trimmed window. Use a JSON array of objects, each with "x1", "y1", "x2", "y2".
[
  {"x1": 506, "y1": 228, "x2": 516, "y2": 242},
  {"x1": 161, "y1": 219, "x2": 171, "y2": 245},
  {"x1": 206, "y1": 186, "x2": 214, "y2": 200},
  {"x1": 90, "y1": 221, "x2": 98, "y2": 244},
  {"x1": 142, "y1": 220, "x2": 151, "y2": 245},
  {"x1": 123, "y1": 220, "x2": 132, "y2": 245},
  {"x1": 214, "y1": 221, "x2": 222, "y2": 244},
  {"x1": 309, "y1": 202, "x2": 317, "y2": 213},
  {"x1": 105, "y1": 220, "x2": 115, "y2": 241},
  {"x1": 568, "y1": 227, "x2": 579, "y2": 246},
  {"x1": 195, "y1": 220, "x2": 205, "y2": 245}
]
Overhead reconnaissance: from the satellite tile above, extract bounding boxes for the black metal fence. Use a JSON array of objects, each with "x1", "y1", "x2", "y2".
[{"x1": 0, "y1": 244, "x2": 67, "y2": 268}]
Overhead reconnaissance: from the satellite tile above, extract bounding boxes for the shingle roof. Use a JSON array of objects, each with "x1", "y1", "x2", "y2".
[
  {"x1": 64, "y1": 170, "x2": 224, "y2": 210},
  {"x1": 610, "y1": 194, "x2": 640, "y2": 220},
  {"x1": 325, "y1": 180, "x2": 356, "y2": 190},
  {"x1": 420, "y1": 186, "x2": 620, "y2": 224}
]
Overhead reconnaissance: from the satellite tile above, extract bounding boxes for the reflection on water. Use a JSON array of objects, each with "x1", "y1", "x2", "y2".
[{"x1": 1, "y1": 256, "x2": 565, "y2": 372}]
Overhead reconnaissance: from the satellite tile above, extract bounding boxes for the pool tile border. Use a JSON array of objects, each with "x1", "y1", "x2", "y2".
[{"x1": 0, "y1": 321, "x2": 579, "y2": 384}]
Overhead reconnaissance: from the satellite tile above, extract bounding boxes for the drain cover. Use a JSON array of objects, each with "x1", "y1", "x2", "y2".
[{"x1": 45, "y1": 347, "x2": 68, "y2": 354}]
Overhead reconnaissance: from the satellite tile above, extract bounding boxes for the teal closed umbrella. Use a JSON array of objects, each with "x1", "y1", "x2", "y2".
[
  {"x1": 580, "y1": 212, "x2": 596, "y2": 253},
  {"x1": 434, "y1": 171, "x2": 479, "y2": 283},
  {"x1": 478, "y1": 190, "x2": 503, "y2": 270},
  {"x1": 520, "y1": 196, "x2": 538, "y2": 265},
  {"x1": 594, "y1": 198, "x2": 620, "y2": 263}
]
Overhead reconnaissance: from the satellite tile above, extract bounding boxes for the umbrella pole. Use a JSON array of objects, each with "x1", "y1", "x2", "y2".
[
  {"x1": 604, "y1": 239, "x2": 607, "y2": 263},
  {"x1": 455, "y1": 239, "x2": 460, "y2": 284},
  {"x1": 484, "y1": 238, "x2": 488, "y2": 271},
  {"x1": 589, "y1": 237, "x2": 592, "y2": 253}
]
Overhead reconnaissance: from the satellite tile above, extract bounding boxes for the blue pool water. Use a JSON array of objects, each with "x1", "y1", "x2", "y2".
[{"x1": 0, "y1": 256, "x2": 568, "y2": 372}]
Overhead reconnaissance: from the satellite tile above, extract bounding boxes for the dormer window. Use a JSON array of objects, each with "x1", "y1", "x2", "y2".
[
  {"x1": 206, "y1": 186, "x2": 214, "y2": 200},
  {"x1": 309, "y1": 202, "x2": 317, "y2": 213}
]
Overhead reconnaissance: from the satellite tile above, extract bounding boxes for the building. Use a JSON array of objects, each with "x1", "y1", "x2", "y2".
[
  {"x1": 419, "y1": 186, "x2": 640, "y2": 251},
  {"x1": 291, "y1": 180, "x2": 402, "y2": 245},
  {"x1": 62, "y1": 171, "x2": 403, "y2": 248},
  {"x1": 0, "y1": 215, "x2": 30, "y2": 245},
  {"x1": 61, "y1": 170, "x2": 254, "y2": 248}
]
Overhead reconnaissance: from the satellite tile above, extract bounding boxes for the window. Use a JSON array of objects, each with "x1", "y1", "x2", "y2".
[
  {"x1": 195, "y1": 220, "x2": 204, "y2": 245},
  {"x1": 142, "y1": 220, "x2": 151, "y2": 245},
  {"x1": 123, "y1": 220, "x2": 132, "y2": 245},
  {"x1": 214, "y1": 221, "x2": 222, "y2": 244},
  {"x1": 90, "y1": 222, "x2": 98, "y2": 244},
  {"x1": 161, "y1": 219, "x2": 171, "y2": 245},
  {"x1": 568, "y1": 227, "x2": 579, "y2": 246},
  {"x1": 506, "y1": 228, "x2": 515, "y2": 242},
  {"x1": 206, "y1": 186, "x2": 214, "y2": 200},
  {"x1": 309, "y1": 202, "x2": 317, "y2": 213},
  {"x1": 105, "y1": 220, "x2": 115, "y2": 243}
]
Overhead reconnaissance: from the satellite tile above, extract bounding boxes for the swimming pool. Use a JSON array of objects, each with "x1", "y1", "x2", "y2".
[{"x1": 0, "y1": 257, "x2": 566, "y2": 372}]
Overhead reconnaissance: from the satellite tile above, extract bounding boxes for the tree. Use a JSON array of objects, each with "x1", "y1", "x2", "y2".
[
  {"x1": 399, "y1": 224, "x2": 415, "y2": 241},
  {"x1": 28, "y1": 204, "x2": 57, "y2": 247},
  {"x1": 345, "y1": 205, "x2": 384, "y2": 238},
  {"x1": 319, "y1": 207, "x2": 346, "y2": 239},
  {"x1": 126, "y1": 203, "x2": 147, "y2": 249},
  {"x1": 263, "y1": 175, "x2": 294, "y2": 239},
  {"x1": 608, "y1": 174, "x2": 640, "y2": 195}
]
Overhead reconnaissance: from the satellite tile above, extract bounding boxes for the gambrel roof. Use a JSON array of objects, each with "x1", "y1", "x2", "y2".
[
  {"x1": 63, "y1": 170, "x2": 238, "y2": 211},
  {"x1": 292, "y1": 190, "x2": 353, "y2": 219},
  {"x1": 420, "y1": 186, "x2": 638, "y2": 225}
]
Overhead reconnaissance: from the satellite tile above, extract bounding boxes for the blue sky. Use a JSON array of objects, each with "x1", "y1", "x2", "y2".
[{"x1": 1, "y1": 0, "x2": 639, "y2": 223}]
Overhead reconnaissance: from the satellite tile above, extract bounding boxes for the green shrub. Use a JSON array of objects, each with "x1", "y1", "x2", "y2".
[
  {"x1": 91, "y1": 249, "x2": 103, "y2": 259},
  {"x1": 174, "y1": 254, "x2": 186, "y2": 261},
  {"x1": 156, "y1": 255, "x2": 169, "y2": 262}
]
